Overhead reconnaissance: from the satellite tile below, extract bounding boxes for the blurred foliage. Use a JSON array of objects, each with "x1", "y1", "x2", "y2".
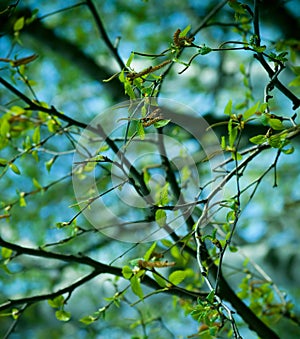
[{"x1": 0, "y1": 1, "x2": 300, "y2": 338}]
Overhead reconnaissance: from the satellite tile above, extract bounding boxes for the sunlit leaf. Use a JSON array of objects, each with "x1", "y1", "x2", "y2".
[
  {"x1": 55, "y1": 310, "x2": 71, "y2": 322},
  {"x1": 1, "y1": 247, "x2": 13, "y2": 259},
  {"x1": 80, "y1": 315, "x2": 97, "y2": 324},
  {"x1": 144, "y1": 242, "x2": 157, "y2": 261},
  {"x1": 130, "y1": 275, "x2": 143, "y2": 299},
  {"x1": 152, "y1": 272, "x2": 167, "y2": 287},
  {"x1": 179, "y1": 25, "x2": 191, "y2": 37},
  {"x1": 269, "y1": 118, "x2": 284, "y2": 130},
  {"x1": 243, "y1": 101, "x2": 260, "y2": 120},
  {"x1": 224, "y1": 100, "x2": 232, "y2": 115},
  {"x1": 168, "y1": 270, "x2": 187, "y2": 285},
  {"x1": 14, "y1": 17, "x2": 25, "y2": 31},
  {"x1": 249, "y1": 135, "x2": 266, "y2": 145},
  {"x1": 48, "y1": 295, "x2": 65, "y2": 308},
  {"x1": 155, "y1": 209, "x2": 167, "y2": 227},
  {"x1": 32, "y1": 126, "x2": 40, "y2": 144},
  {"x1": 122, "y1": 265, "x2": 133, "y2": 279},
  {"x1": 153, "y1": 119, "x2": 170, "y2": 128}
]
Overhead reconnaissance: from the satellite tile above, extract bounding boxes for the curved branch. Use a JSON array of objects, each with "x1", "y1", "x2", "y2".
[
  {"x1": 0, "y1": 236, "x2": 206, "y2": 313},
  {"x1": 85, "y1": 0, "x2": 125, "y2": 70},
  {"x1": 0, "y1": 270, "x2": 99, "y2": 312}
]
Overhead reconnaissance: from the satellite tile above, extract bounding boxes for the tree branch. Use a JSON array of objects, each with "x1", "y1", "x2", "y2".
[
  {"x1": 252, "y1": 0, "x2": 300, "y2": 110},
  {"x1": 0, "y1": 236, "x2": 206, "y2": 312},
  {"x1": 85, "y1": 0, "x2": 125, "y2": 70},
  {"x1": 0, "y1": 270, "x2": 99, "y2": 312}
]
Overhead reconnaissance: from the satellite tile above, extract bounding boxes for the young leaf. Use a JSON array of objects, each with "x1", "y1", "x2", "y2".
[
  {"x1": 9, "y1": 163, "x2": 21, "y2": 175},
  {"x1": 80, "y1": 315, "x2": 98, "y2": 325},
  {"x1": 45, "y1": 156, "x2": 56, "y2": 172},
  {"x1": 224, "y1": 100, "x2": 232, "y2": 115},
  {"x1": 55, "y1": 310, "x2": 71, "y2": 322},
  {"x1": 155, "y1": 209, "x2": 167, "y2": 227},
  {"x1": 0, "y1": 119, "x2": 10, "y2": 136},
  {"x1": 1, "y1": 247, "x2": 13, "y2": 259},
  {"x1": 130, "y1": 275, "x2": 143, "y2": 299},
  {"x1": 126, "y1": 52, "x2": 135, "y2": 67},
  {"x1": 0, "y1": 158, "x2": 8, "y2": 166},
  {"x1": 168, "y1": 270, "x2": 187, "y2": 285},
  {"x1": 179, "y1": 25, "x2": 191, "y2": 37},
  {"x1": 144, "y1": 242, "x2": 157, "y2": 261},
  {"x1": 122, "y1": 265, "x2": 133, "y2": 279},
  {"x1": 152, "y1": 272, "x2": 167, "y2": 287},
  {"x1": 137, "y1": 121, "x2": 145, "y2": 140},
  {"x1": 14, "y1": 17, "x2": 25, "y2": 31},
  {"x1": 249, "y1": 135, "x2": 266, "y2": 145},
  {"x1": 269, "y1": 118, "x2": 284, "y2": 130},
  {"x1": 48, "y1": 295, "x2": 65, "y2": 308},
  {"x1": 32, "y1": 178, "x2": 42, "y2": 189},
  {"x1": 206, "y1": 290, "x2": 215, "y2": 303},
  {"x1": 243, "y1": 101, "x2": 260, "y2": 120},
  {"x1": 282, "y1": 146, "x2": 294, "y2": 154},
  {"x1": 199, "y1": 46, "x2": 212, "y2": 55},
  {"x1": 19, "y1": 192, "x2": 26, "y2": 207},
  {"x1": 32, "y1": 126, "x2": 40, "y2": 144},
  {"x1": 154, "y1": 119, "x2": 170, "y2": 128}
]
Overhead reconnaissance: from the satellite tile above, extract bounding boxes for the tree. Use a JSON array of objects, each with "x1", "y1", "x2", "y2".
[{"x1": 0, "y1": 0, "x2": 300, "y2": 338}]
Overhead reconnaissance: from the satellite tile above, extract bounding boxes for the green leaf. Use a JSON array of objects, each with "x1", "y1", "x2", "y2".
[
  {"x1": 55, "y1": 310, "x2": 71, "y2": 322},
  {"x1": 80, "y1": 315, "x2": 98, "y2": 325},
  {"x1": 12, "y1": 308, "x2": 20, "y2": 320},
  {"x1": 224, "y1": 100, "x2": 232, "y2": 115},
  {"x1": 14, "y1": 17, "x2": 25, "y2": 31},
  {"x1": 228, "y1": 123, "x2": 238, "y2": 148},
  {"x1": 122, "y1": 265, "x2": 133, "y2": 279},
  {"x1": 0, "y1": 158, "x2": 8, "y2": 166},
  {"x1": 19, "y1": 192, "x2": 26, "y2": 207},
  {"x1": 282, "y1": 146, "x2": 294, "y2": 154},
  {"x1": 249, "y1": 135, "x2": 267, "y2": 145},
  {"x1": 155, "y1": 209, "x2": 167, "y2": 227},
  {"x1": 144, "y1": 242, "x2": 157, "y2": 261},
  {"x1": 130, "y1": 275, "x2": 143, "y2": 299},
  {"x1": 137, "y1": 121, "x2": 145, "y2": 140},
  {"x1": 160, "y1": 239, "x2": 173, "y2": 248},
  {"x1": 269, "y1": 118, "x2": 284, "y2": 130},
  {"x1": 268, "y1": 134, "x2": 282, "y2": 148},
  {"x1": 288, "y1": 75, "x2": 300, "y2": 87},
  {"x1": 32, "y1": 126, "x2": 40, "y2": 144},
  {"x1": 126, "y1": 52, "x2": 135, "y2": 67},
  {"x1": 152, "y1": 272, "x2": 167, "y2": 287},
  {"x1": 0, "y1": 119, "x2": 10, "y2": 136},
  {"x1": 158, "y1": 183, "x2": 169, "y2": 205},
  {"x1": 45, "y1": 156, "x2": 56, "y2": 172},
  {"x1": 221, "y1": 135, "x2": 226, "y2": 149},
  {"x1": 48, "y1": 295, "x2": 65, "y2": 308},
  {"x1": 231, "y1": 152, "x2": 242, "y2": 161},
  {"x1": 168, "y1": 270, "x2": 187, "y2": 285},
  {"x1": 1, "y1": 247, "x2": 13, "y2": 259},
  {"x1": 124, "y1": 81, "x2": 136, "y2": 99},
  {"x1": 9, "y1": 163, "x2": 21, "y2": 175},
  {"x1": 199, "y1": 46, "x2": 212, "y2": 55},
  {"x1": 118, "y1": 70, "x2": 125, "y2": 83},
  {"x1": 32, "y1": 178, "x2": 42, "y2": 189},
  {"x1": 260, "y1": 113, "x2": 270, "y2": 126},
  {"x1": 206, "y1": 290, "x2": 215, "y2": 303},
  {"x1": 253, "y1": 45, "x2": 266, "y2": 53},
  {"x1": 239, "y1": 63, "x2": 246, "y2": 75},
  {"x1": 243, "y1": 101, "x2": 260, "y2": 120},
  {"x1": 179, "y1": 25, "x2": 191, "y2": 37},
  {"x1": 154, "y1": 119, "x2": 170, "y2": 128}
]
